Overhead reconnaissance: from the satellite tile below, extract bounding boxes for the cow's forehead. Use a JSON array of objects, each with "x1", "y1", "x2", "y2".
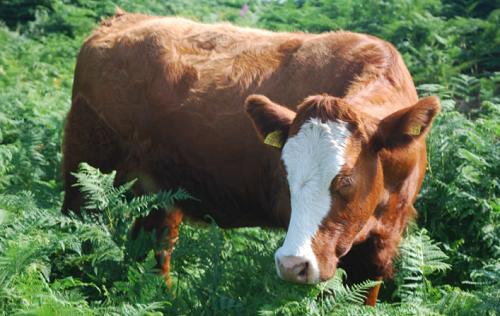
[{"x1": 282, "y1": 118, "x2": 351, "y2": 188}]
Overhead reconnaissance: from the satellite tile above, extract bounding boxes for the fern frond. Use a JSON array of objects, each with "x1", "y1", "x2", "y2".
[
  {"x1": 71, "y1": 163, "x2": 120, "y2": 210},
  {"x1": 394, "y1": 229, "x2": 451, "y2": 304},
  {"x1": 314, "y1": 268, "x2": 383, "y2": 313}
]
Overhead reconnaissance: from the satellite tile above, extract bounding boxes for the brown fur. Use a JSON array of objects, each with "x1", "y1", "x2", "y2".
[{"x1": 63, "y1": 11, "x2": 440, "y2": 306}]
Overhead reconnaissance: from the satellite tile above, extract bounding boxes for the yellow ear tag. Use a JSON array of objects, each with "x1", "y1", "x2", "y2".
[
  {"x1": 264, "y1": 130, "x2": 283, "y2": 148},
  {"x1": 409, "y1": 125, "x2": 421, "y2": 136}
]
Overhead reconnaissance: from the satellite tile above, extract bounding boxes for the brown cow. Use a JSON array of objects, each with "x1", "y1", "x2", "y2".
[{"x1": 62, "y1": 10, "x2": 440, "y2": 306}]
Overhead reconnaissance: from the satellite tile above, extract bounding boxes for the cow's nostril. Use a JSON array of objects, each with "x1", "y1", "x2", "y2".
[{"x1": 298, "y1": 261, "x2": 308, "y2": 277}]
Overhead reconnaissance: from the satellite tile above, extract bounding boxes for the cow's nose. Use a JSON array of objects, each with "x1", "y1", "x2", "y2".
[{"x1": 276, "y1": 256, "x2": 311, "y2": 284}]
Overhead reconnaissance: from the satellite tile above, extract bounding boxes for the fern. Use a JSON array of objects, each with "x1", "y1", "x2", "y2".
[
  {"x1": 433, "y1": 288, "x2": 477, "y2": 316},
  {"x1": 0, "y1": 193, "x2": 95, "y2": 315},
  {"x1": 67, "y1": 163, "x2": 193, "y2": 301},
  {"x1": 416, "y1": 84, "x2": 500, "y2": 287},
  {"x1": 254, "y1": 268, "x2": 382, "y2": 316},
  {"x1": 394, "y1": 229, "x2": 451, "y2": 304},
  {"x1": 71, "y1": 163, "x2": 194, "y2": 254},
  {"x1": 318, "y1": 268, "x2": 383, "y2": 311},
  {"x1": 0, "y1": 164, "x2": 191, "y2": 315},
  {"x1": 10, "y1": 269, "x2": 93, "y2": 316},
  {"x1": 72, "y1": 162, "x2": 194, "y2": 215},
  {"x1": 449, "y1": 74, "x2": 480, "y2": 105}
]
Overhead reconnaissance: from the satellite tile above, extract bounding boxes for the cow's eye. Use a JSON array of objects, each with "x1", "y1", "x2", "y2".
[{"x1": 339, "y1": 176, "x2": 353, "y2": 188}]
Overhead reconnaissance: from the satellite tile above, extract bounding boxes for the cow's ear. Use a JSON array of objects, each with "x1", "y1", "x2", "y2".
[
  {"x1": 373, "y1": 96, "x2": 440, "y2": 151},
  {"x1": 245, "y1": 95, "x2": 296, "y2": 148}
]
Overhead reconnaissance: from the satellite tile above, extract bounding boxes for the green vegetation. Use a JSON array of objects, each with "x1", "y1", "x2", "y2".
[{"x1": 1, "y1": 0, "x2": 499, "y2": 314}]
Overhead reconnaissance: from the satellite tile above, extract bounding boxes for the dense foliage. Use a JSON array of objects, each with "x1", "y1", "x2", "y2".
[{"x1": 1, "y1": 0, "x2": 499, "y2": 314}]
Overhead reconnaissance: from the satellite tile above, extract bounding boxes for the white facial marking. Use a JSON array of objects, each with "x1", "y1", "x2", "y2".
[{"x1": 275, "y1": 118, "x2": 351, "y2": 282}]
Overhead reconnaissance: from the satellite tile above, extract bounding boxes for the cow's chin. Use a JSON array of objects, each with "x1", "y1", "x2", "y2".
[{"x1": 316, "y1": 257, "x2": 338, "y2": 283}]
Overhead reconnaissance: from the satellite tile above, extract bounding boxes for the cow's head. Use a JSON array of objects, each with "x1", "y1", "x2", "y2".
[{"x1": 245, "y1": 94, "x2": 440, "y2": 284}]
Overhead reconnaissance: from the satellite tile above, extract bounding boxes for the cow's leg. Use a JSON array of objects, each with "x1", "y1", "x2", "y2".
[
  {"x1": 364, "y1": 277, "x2": 383, "y2": 306},
  {"x1": 61, "y1": 94, "x2": 125, "y2": 215},
  {"x1": 131, "y1": 207, "x2": 183, "y2": 284}
]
